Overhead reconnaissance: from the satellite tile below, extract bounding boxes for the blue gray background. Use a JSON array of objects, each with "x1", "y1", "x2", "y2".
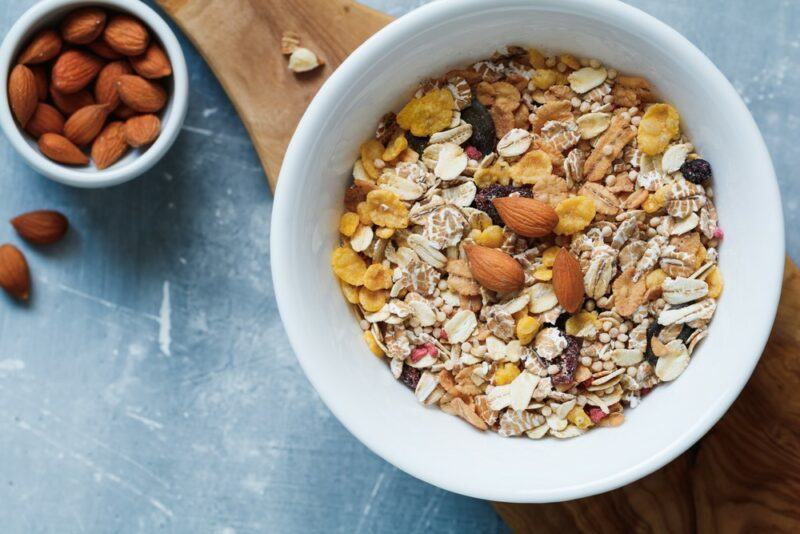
[{"x1": 0, "y1": 0, "x2": 797, "y2": 532}]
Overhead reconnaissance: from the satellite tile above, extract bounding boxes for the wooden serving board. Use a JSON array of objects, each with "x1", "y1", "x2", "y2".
[{"x1": 156, "y1": 1, "x2": 800, "y2": 530}]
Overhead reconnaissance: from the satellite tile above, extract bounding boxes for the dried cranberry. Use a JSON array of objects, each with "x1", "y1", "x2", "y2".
[
  {"x1": 473, "y1": 184, "x2": 533, "y2": 225},
  {"x1": 465, "y1": 145, "x2": 482, "y2": 161},
  {"x1": 679, "y1": 158, "x2": 712, "y2": 184},
  {"x1": 553, "y1": 335, "x2": 581, "y2": 385},
  {"x1": 399, "y1": 365, "x2": 421, "y2": 389},
  {"x1": 586, "y1": 406, "x2": 607, "y2": 424}
]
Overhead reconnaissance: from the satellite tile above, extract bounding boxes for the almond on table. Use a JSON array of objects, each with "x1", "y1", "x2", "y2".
[{"x1": 330, "y1": 45, "x2": 723, "y2": 440}]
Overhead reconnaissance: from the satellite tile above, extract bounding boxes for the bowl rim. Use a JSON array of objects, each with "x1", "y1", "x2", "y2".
[
  {"x1": 272, "y1": 0, "x2": 785, "y2": 502},
  {"x1": 0, "y1": 0, "x2": 188, "y2": 188}
]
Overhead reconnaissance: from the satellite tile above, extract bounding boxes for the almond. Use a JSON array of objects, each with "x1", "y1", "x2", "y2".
[
  {"x1": 11, "y1": 210, "x2": 69, "y2": 245},
  {"x1": 18, "y1": 29, "x2": 62, "y2": 64},
  {"x1": 464, "y1": 244, "x2": 525, "y2": 293},
  {"x1": 129, "y1": 43, "x2": 172, "y2": 79},
  {"x1": 30, "y1": 64, "x2": 48, "y2": 100},
  {"x1": 552, "y1": 247, "x2": 585, "y2": 313},
  {"x1": 103, "y1": 14, "x2": 150, "y2": 56},
  {"x1": 492, "y1": 196, "x2": 559, "y2": 238},
  {"x1": 50, "y1": 84, "x2": 95, "y2": 115},
  {"x1": 88, "y1": 39, "x2": 123, "y2": 60},
  {"x1": 116, "y1": 75, "x2": 166, "y2": 112},
  {"x1": 51, "y1": 50, "x2": 104, "y2": 94},
  {"x1": 8, "y1": 64, "x2": 38, "y2": 126},
  {"x1": 61, "y1": 7, "x2": 107, "y2": 44},
  {"x1": 123, "y1": 114, "x2": 160, "y2": 147},
  {"x1": 63, "y1": 103, "x2": 109, "y2": 146},
  {"x1": 0, "y1": 244, "x2": 31, "y2": 300},
  {"x1": 91, "y1": 121, "x2": 128, "y2": 169},
  {"x1": 25, "y1": 103, "x2": 65, "y2": 138},
  {"x1": 38, "y1": 133, "x2": 89, "y2": 165},
  {"x1": 94, "y1": 60, "x2": 132, "y2": 110},
  {"x1": 113, "y1": 103, "x2": 137, "y2": 119}
]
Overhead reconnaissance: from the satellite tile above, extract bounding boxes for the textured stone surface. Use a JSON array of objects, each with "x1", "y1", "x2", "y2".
[{"x1": 0, "y1": 0, "x2": 796, "y2": 532}]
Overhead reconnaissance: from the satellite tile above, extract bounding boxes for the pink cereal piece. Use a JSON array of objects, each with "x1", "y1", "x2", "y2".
[
  {"x1": 465, "y1": 145, "x2": 482, "y2": 161},
  {"x1": 424, "y1": 342, "x2": 438, "y2": 357},
  {"x1": 411, "y1": 347, "x2": 428, "y2": 362},
  {"x1": 587, "y1": 407, "x2": 607, "y2": 424},
  {"x1": 713, "y1": 227, "x2": 724, "y2": 240}
]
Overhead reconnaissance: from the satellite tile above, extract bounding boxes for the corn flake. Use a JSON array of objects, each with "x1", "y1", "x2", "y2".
[
  {"x1": 397, "y1": 89, "x2": 454, "y2": 136},
  {"x1": 332, "y1": 247, "x2": 367, "y2": 286},
  {"x1": 638, "y1": 103, "x2": 680, "y2": 155},
  {"x1": 364, "y1": 264, "x2": 393, "y2": 291},
  {"x1": 554, "y1": 195, "x2": 596, "y2": 235},
  {"x1": 360, "y1": 139, "x2": 385, "y2": 179},
  {"x1": 363, "y1": 190, "x2": 409, "y2": 228},
  {"x1": 359, "y1": 287, "x2": 388, "y2": 312},
  {"x1": 510, "y1": 149, "x2": 552, "y2": 185}
]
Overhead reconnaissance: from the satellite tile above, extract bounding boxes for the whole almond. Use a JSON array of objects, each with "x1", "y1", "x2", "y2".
[
  {"x1": 50, "y1": 84, "x2": 95, "y2": 115},
  {"x1": 18, "y1": 29, "x2": 62, "y2": 64},
  {"x1": 88, "y1": 39, "x2": 123, "y2": 60},
  {"x1": 11, "y1": 210, "x2": 69, "y2": 245},
  {"x1": 8, "y1": 64, "x2": 38, "y2": 126},
  {"x1": 61, "y1": 7, "x2": 107, "y2": 44},
  {"x1": 51, "y1": 49, "x2": 104, "y2": 94},
  {"x1": 492, "y1": 196, "x2": 559, "y2": 238},
  {"x1": 25, "y1": 103, "x2": 65, "y2": 138},
  {"x1": 123, "y1": 114, "x2": 160, "y2": 147},
  {"x1": 113, "y1": 104, "x2": 137, "y2": 119},
  {"x1": 0, "y1": 244, "x2": 31, "y2": 300},
  {"x1": 552, "y1": 247, "x2": 585, "y2": 313},
  {"x1": 103, "y1": 15, "x2": 150, "y2": 56},
  {"x1": 91, "y1": 121, "x2": 128, "y2": 169},
  {"x1": 94, "y1": 60, "x2": 132, "y2": 110},
  {"x1": 63, "y1": 103, "x2": 109, "y2": 146},
  {"x1": 464, "y1": 244, "x2": 525, "y2": 293},
  {"x1": 116, "y1": 74, "x2": 166, "y2": 112},
  {"x1": 38, "y1": 133, "x2": 89, "y2": 165},
  {"x1": 129, "y1": 43, "x2": 172, "y2": 79},
  {"x1": 30, "y1": 64, "x2": 48, "y2": 100}
]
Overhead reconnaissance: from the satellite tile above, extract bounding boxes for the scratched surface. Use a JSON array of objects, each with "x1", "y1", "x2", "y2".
[{"x1": 0, "y1": 0, "x2": 797, "y2": 532}]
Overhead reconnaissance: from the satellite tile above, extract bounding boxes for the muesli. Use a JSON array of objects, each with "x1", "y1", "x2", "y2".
[{"x1": 331, "y1": 47, "x2": 724, "y2": 439}]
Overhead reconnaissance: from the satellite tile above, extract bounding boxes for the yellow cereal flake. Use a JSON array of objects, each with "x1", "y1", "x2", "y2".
[
  {"x1": 645, "y1": 268, "x2": 668, "y2": 289},
  {"x1": 360, "y1": 139, "x2": 385, "y2": 180},
  {"x1": 510, "y1": 149, "x2": 552, "y2": 185},
  {"x1": 531, "y1": 69, "x2": 558, "y2": 90},
  {"x1": 396, "y1": 88, "x2": 455, "y2": 137},
  {"x1": 381, "y1": 135, "x2": 408, "y2": 161},
  {"x1": 533, "y1": 267, "x2": 553, "y2": 281},
  {"x1": 474, "y1": 161, "x2": 511, "y2": 187},
  {"x1": 363, "y1": 264, "x2": 393, "y2": 291},
  {"x1": 467, "y1": 228, "x2": 482, "y2": 241},
  {"x1": 565, "y1": 312, "x2": 598, "y2": 337},
  {"x1": 340, "y1": 281, "x2": 360, "y2": 304},
  {"x1": 567, "y1": 405, "x2": 593, "y2": 430},
  {"x1": 359, "y1": 287, "x2": 388, "y2": 312},
  {"x1": 554, "y1": 196, "x2": 596, "y2": 235},
  {"x1": 375, "y1": 227, "x2": 395, "y2": 239},
  {"x1": 527, "y1": 48, "x2": 546, "y2": 69},
  {"x1": 475, "y1": 225, "x2": 504, "y2": 248},
  {"x1": 331, "y1": 247, "x2": 367, "y2": 286},
  {"x1": 642, "y1": 188, "x2": 667, "y2": 213},
  {"x1": 706, "y1": 266, "x2": 724, "y2": 298},
  {"x1": 542, "y1": 246, "x2": 560, "y2": 267},
  {"x1": 494, "y1": 362, "x2": 521, "y2": 385},
  {"x1": 637, "y1": 103, "x2": 680, "y2": 155},
  {"x1": 363, "y1": 190, "x2": 409, "y2": 228},
  {"x1": 559, "y1": 53, "x2": 580, "y2": 70},
  {"x1": 516, "y1": 316, "x2": 540, "y2": 345},
  {"x1": 356, "y1": 201, "x2": 373, "y2": 225},
  {"x1": 339, "y1": 212, "x2": 360, "y2": 237},
  {"x1": 363, "y1": 330, "x2": 384, "y2": 357}
]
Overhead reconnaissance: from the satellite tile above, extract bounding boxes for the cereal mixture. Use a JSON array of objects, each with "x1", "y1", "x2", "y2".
[{"x1": 331, "y1": 46, "x2": 724, "y2": 439}]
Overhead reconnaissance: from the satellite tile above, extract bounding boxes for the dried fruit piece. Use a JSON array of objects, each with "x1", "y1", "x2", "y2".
[
  {"x1": 91, "y1": 121, "x2": 128, "y2": 170},
  {"x1": 461, "y1": 100, "x2": 496, "y2": 154},
  {"x1": 38, "y1": 133, "x2": 89, "y2": 165},
  {"x1": 0, "y1": 244, "x2": 30, "y2": 300},
  {"x1": 25, "y1": 103, "x2": 65, "y2": 138},
  {"x1": 680, "y1": 158, "x2": 712, "y2": 184},
  {"x1": 116, "y1": 75, "x2": 167, "y2": 112},
  {"x1": 18, "y1": 29, "x2": 62, "y2": 64},
  {"x1": 130, "y1": 43, "x2": 173, "y2": 79},
  {"x1": 362, "y1": 190, "x2": 408, "y2": 228},
  {"x1": 8, "y1": 64, "x2": 38, "y2": 127},
  {"x1": 554, "y1": 196, "x2": 596, "y2": 235},
  {"x1": 638, "y1": 103, "x2": 680, "y2": 156},
  {"x1": 464, "y1": 244, "x2": 525, "y2": 293},
  {"x1": 103, "y1": 14, "x2": 150, "y2": 56},
  {"x1": 123, "y1": 114, "x2": 161, "y2": 147},
  {"x1": 63, "y1": 103, "x2": 109, "y2": 146},
  {"x1": 61, "y1": 7, "x2": 107, "y2": 44},
  {"x1": 396, "y1": 88, "x2": 454, "y2": 137},
  {"x1": 331, "y1": 246, "x2": 367, "y2": 286},
  {"x1": 51, "y1": 50, "x2": 104, "y2": 94},
  {"x1": 399, "y1": 365, "x2": 421, "y2": 388}
]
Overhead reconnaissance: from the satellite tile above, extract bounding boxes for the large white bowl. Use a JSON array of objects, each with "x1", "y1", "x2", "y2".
[{"x1": 272, "y1": 0, "x2": 784, "y2": 502}]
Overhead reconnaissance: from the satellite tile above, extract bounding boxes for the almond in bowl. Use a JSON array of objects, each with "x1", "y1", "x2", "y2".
[
  {"x1": 6, "y1": 5, "x2": 173, "y2": 171},
  {"x1": 331, "y1": 46, "x2": 724, "y2": 440}
]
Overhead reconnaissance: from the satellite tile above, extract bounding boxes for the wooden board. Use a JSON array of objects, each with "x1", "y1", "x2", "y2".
[{"x1": 156, "y1": 1, "x2": 800, "y2": 530}]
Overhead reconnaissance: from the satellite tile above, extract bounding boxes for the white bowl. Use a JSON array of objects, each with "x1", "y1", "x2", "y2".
[
  {"x1": 0, "y1": 0, "x2": 188, "y2": 188},
  {"x1": 272, "y1": 0, "x2": 784, "y2": 502}
]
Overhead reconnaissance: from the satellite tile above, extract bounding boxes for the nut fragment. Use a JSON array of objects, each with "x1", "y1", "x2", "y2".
[{"x1": 288, "y1": 47, "x2": 323, "y2": 73}]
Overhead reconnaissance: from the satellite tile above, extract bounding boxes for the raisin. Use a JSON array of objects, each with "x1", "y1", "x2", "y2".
[
  {"x1": 554, "y1": 312, "x2": 570, "y2": 331},
  {"x1": 553, "y1": 335, "x2": 581, "y2": 385},
  {"x1": 645, "y1": 322, "x2": 664, "y2": 363},
  {"x1": 399, "y1": 365, "x2": 421, "y2": 389},
  {"x1": 404, "y1": 131, "x2": 429, "y2": 154},
  {"x1": 473, "y1": 184, "x2": 532, "y2": 225},
  {"x1": 677, "y1": 324, "x2": 695, "y2": 344},
  {"x1": 461, "y1": 99, "x2": 496, "y2": 154},
  {"x1": 680, "y1": 158, "x2": 712, "y2": 184}
]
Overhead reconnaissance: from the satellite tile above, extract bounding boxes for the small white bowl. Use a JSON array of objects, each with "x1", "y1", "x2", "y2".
[
  {"x1": 0, "y1": 0, "x2": 188, "y2": 188},
  {"x1": 272, "y1": 0, "x2": 784, "y2": 502}
]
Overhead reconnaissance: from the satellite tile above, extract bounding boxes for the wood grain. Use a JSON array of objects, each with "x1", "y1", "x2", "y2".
[
  {"x1": 156, "y1": 0, "x2": 392, "y2": 191},
  {"x1": 156, "y1": 1, "x2": 800, "y2": 530}
]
